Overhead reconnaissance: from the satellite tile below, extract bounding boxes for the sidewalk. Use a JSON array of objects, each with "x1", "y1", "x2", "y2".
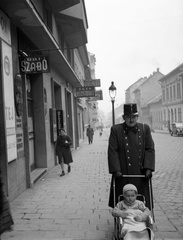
[{"x1": 1, "y1": 129, "x2": 183, "y2": 240}]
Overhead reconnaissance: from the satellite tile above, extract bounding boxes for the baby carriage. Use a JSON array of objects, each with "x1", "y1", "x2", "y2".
[{"x1": 112, "y1": 175, "x2": 154, "y2": 240}]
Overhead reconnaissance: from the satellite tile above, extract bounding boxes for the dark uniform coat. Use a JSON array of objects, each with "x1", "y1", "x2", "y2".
[
  {"x1": 108, "y1": 122, "x2": 155, "y2": 209},
  {"x1": 56, "y1": 135, "x2": 73, "y2": 165}
]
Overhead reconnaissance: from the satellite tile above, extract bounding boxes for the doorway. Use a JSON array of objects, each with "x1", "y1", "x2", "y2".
[{"x1": 26, "y1": 76, "x2": 35, "y2": 171}]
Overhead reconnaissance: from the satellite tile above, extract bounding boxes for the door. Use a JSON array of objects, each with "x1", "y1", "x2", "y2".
[{"x1": 27, "y1": 78, "x2": 35, "y2": 171}]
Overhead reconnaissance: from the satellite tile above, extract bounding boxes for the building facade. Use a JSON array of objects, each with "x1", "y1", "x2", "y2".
[
  {"x1": 133, "y1": 68, "x2": 164, "y2": 125},
  {"x1": 159, "y1": 64, "x2": 183, "y2": 130},
  {"x1": 0, "y1": 0, "x2": 93, "y2": 200},
  {"x1": 147, "y1": 94, "x2": 163, "y2": 130}
]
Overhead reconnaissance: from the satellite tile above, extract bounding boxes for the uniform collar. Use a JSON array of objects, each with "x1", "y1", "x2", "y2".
[{"x1": 124, "y1": 123, "x2": 138, "y2": 134}]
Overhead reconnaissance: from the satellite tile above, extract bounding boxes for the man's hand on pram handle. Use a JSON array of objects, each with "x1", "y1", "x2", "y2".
[
  {"x1": 113, "y1": 171, "x2": 123, "y2": 178},
  {"x1": 145, "y1": 169, "x2": 152, "y2": 179}
]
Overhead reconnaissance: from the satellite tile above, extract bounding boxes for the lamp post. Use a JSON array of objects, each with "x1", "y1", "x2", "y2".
[{"x1": 109, "y1": 81, "x2": 117, "y2": 126}]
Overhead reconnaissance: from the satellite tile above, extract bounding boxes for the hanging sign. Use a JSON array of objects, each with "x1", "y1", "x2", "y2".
[
  {"x1": 84, "y1": 79, "x2": 101, "y2": 87},
  {"x1": 19, "y1": 56, "x2": 49, "y2": 74},
  {"x1": 76, "y1": 86, "x2": 95, "y2": 98},
  {"x1": 88, "y1": 90, "x2": 103, "y2": 101}
]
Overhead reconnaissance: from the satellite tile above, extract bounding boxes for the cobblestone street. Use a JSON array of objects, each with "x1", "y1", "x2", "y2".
[
  {"x1": 1, "y1": 129, "x2": 183, "y2": 240},
  {"x1": 151, "y1": 132, "x2": 183, "y2": 239}
]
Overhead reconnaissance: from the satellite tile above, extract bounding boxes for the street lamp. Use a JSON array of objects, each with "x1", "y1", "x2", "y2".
[{"x1": 109, "y1": 81, "x2": 117, "y2": 126}]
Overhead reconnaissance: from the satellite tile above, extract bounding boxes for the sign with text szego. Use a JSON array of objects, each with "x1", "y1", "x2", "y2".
[
  {"x1": 76, "y1": 86, "x2": 95, "y2": 98},
  {"x1": 19, "y1": 56, "x2": 49, "y2": 74}
]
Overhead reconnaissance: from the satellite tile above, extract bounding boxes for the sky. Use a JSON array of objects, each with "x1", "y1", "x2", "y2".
[{"x1": 84, "y1": 0, "x2": 183, "y2": 114}]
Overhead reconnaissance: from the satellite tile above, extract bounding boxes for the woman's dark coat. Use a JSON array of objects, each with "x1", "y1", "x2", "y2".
[
  {"x1": 108, "y1": 122, "x2": 155, "y2": 209},
  {"x1": 56, "y1": 135, "x2": 73, "y2": 164}
]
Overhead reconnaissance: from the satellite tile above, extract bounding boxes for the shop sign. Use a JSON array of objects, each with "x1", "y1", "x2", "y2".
[
  {"x1": 0, "y1": 9, "x2": 11, "y2": 44},
  {"x1": 2, "y1": 41, "x2": 17, "y2": 162},
  {"x1": 56, "y1": 110, "x2": 64, "y2": 136},
  {"x1": 14, "y1": 74, "x2": 23, "y2": 117},
  {"x1": 84, "y1": 79, "x2": 101, "y2": 87},
  {"x1": 76, "y1": 86, "x2": 95, "y2": 98},
  {"x1": 88, "y1": 90, "x2": 103, "y2": 101},
  {"x1": 19, "y1": 56, "x2": 49, "y2": 74},
  {"x1": 49, "y1": 108, "x2": 57, "y2": 142}
]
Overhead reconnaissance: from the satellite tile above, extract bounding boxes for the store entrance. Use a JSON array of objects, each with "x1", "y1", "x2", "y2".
[{"x1": 26, "y1": 76, "x2": 35, "y2": 171}]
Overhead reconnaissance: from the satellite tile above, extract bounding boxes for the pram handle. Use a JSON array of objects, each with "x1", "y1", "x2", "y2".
[{"x1": 122, "y1": 175, "x2": 145, "y2": 178}]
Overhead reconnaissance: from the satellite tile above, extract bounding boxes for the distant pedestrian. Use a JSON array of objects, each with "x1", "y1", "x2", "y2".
[
  {"x1": 55, "y1": 128, "x2": 73, "y2": 177},
  {"x1": 86, "y1": 124, "x2": 94, "y2": 144},
  {"x1": 0, "y1": 170, "x2": 14, "y2": 237}
]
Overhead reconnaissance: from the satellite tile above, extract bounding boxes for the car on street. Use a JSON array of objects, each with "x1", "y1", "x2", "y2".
[{"x1": 170, "y1": 122, "x2": 183, "y2": 136}]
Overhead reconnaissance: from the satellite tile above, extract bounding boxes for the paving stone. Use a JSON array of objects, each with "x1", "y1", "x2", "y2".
[{"x1": 1, "y1": 130, "x2": 183, "y2": 240}]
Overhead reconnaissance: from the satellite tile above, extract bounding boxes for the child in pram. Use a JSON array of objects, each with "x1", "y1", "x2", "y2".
[{"x1": 112, "y1": 184, "x2": 154, "y2": 240}]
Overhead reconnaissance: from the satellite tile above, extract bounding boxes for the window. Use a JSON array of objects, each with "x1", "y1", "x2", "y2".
[
  {"x1": 170, "y1": 86, "x2": 172, "y2": 100},
  {"x1": 178, "y1": 108, "x2": 182, "y2": 122},
  {"x1": 166, "y1": 87, "x2": 169, "y2": 101},
  {"x1": 174, "y1": 108, "x2": 177, "y2": 122},
  {"x1": 163, "y1": 109, "x2": 166, "y2": 121},
  {"x1": 162, "y1": 88, "x2": 165, "y2": 102},
  {"x1": 177, "y1": 82, "x2": 181, "y2": 99},
  {"x1": 173, "y1": 85, "x2": 176, "y2": 99}
]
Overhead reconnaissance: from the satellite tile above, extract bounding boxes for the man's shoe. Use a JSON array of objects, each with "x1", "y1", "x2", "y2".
[
  {"x1": 60, "y1": 171, "x2": 65, "y2": 177},
  {"x1": 68, "y1": 165, "x2": 71, "y2": 173}
]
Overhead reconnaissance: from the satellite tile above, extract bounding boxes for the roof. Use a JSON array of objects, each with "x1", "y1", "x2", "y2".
[
  {"x1": 159, "y1": 63, "x2": 183, "y2": 82},
  {"x1": 147, "y1": 94, "x2": 162, "y2": 105}
]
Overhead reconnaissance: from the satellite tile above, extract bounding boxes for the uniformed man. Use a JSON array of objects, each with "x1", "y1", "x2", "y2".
[{"x1": 108, "y1": 103, "x2": 155, "y2": 210}]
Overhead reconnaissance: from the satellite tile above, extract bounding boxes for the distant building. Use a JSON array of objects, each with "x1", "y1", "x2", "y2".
[
  {"x1": 133, "y1": 68, "x2": 164, "y2": 124},
  {"x1": 159, "y1": 63, "x2": 183, "y2": 130},
  {"x1": 147, "y1": 94, "x2": 163, "y2": 130},
  {"x1": 125, "y1": 77, "x2": 147, "y2": 103}
]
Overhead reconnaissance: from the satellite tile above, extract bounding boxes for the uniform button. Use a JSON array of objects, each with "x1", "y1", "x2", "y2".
[
  {"x1": 127, "y1": 150, "x2": 129, "y2": 152},
  {"x1": 139, "y1": 143, "x2": 141, "y2": 145},
  {"x1": 126, "y1": 143, "x2": 128, "y2": 146},
  {"x1": 139, "y1": 156, "x2": 141, "y2": 158},
  {"x1": 139, "y1": 149, "x2": 141, "y2": 151},
  {"x1": 125, "y1": 137, "x2": 127, "y2": 139},
  {"x1": 128, "y1": 157, "x2": 130, "y2": 159},
  {"x1": 129, "y1": 163, "x2": 131, "y2": 166},
  {"x1": 139, "y1": 136, "x2": 141, "y2": 138}
]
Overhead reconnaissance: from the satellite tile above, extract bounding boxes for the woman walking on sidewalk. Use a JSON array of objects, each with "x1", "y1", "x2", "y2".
[{"x1": 55, "y1": 128, "x2": 73, "y2": 177}]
